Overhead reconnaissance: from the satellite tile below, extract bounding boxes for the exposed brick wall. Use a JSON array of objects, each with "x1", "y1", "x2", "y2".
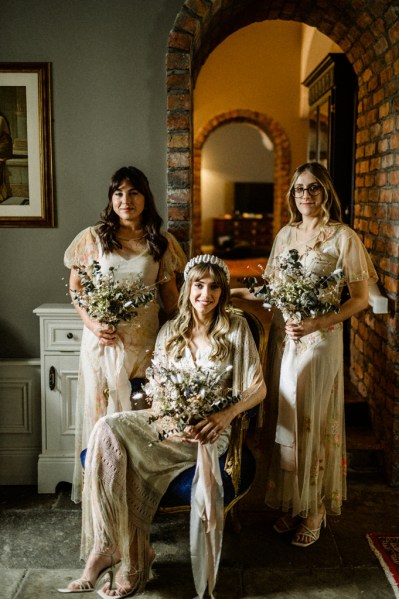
[
  {"x1": 192, "y1": 109, "x2": 291, "y2": 255},
  {"x1": 166, "y1": 0, "x2": 399, "y2": 485}
]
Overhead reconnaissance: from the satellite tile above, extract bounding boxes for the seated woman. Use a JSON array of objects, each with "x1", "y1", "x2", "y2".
[{"x1": 58, "y1": 254, "x2": 266, "y2": 599}]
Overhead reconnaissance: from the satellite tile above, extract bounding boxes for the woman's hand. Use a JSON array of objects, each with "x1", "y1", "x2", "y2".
[
  {"x1": 69, "y1": 268, "x2": 119, "y2": 346},
  {"x1": 187, "y1": 405, "x2": 237, "y2": 445},
  {"x1": 91, "y1": 324, "x2": 119, "y2": 346},
  {"x1": 285, "y1": 317, "x2": 321, "y2": 340},
  {"x1": 285, "y1": 280, "x2": 370, "y2": 341}
]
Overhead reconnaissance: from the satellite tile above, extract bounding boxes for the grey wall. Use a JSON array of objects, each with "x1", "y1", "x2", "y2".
[{"x1": 0, "y1": 0, "x2": 183, "y2": 358}]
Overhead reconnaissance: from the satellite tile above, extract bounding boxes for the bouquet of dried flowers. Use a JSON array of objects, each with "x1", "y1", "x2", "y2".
[
  {"x1": 245, "y1": 248, "x2": 344, "y2": 324},
  {"x1": 71, "y1": 260, "x2": 156, "y2": 327},
  {"x1": 138, "y1": 361, "x2": 240, "y2": 442}
]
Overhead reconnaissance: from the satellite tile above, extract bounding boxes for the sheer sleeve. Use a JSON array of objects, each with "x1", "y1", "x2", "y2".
[
  {"x1": 64, "y1": 227, "x2": 100, "y2": 269},
  {"x1": 336, "y1": 226, "x2": 378, "y2": 285},
  {"x1": 265, "y1": 226, "x2": 290, "y2": 276},
  {"x1": 152, "y1": 321, "x2": 171, "y2": 366},
  {"x1": 158, "y1": 232, "x2": 187, "y2": 283},
  {"x1": 230, "y1": 315, "x2": 266, "y2": 406},
  {"x1": 225, "y1": 315, "x2": 266, "y2": 487}
]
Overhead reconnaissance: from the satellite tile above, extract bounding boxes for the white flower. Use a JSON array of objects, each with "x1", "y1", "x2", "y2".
[
  {"x1": 245, "y1": 248, "x2": 343, "y2": 324},
  {"x1": 71, "y1": 260, "x2": 156, "y2": 327},
  {"x1": 144, "y1": 361, "x2": 240, "y2": 442}
]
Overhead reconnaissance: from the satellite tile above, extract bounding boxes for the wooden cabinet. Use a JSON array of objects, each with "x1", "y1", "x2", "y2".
[
  {"x1": 303, "y1": 53, "x2": 357, "y2": 225},
  {"x1": 213, "y1": 216, "x2": 273, "y2": 257},
  {"x1": 33, "y1": 303, "x2": 82, "y2": 493}
]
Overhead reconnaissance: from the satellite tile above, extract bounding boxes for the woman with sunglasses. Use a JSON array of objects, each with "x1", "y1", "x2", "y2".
[{"x1": 232, "y1": 162, "x2": 377, "y2": 547}]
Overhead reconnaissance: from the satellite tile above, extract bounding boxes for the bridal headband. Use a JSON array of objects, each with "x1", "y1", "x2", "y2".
[{"x1": 183, "y1": 254, "x2": 230, "y2": 283}]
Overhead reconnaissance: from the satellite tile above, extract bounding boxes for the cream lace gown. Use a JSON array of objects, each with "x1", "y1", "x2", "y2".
[
  {"x1": 64, "y1": 227, "x2": 186, "y2": 503},
  {"x1": 80, "y1": 314, "x2": 265, "y2": 593},
  {"x1": 264, "y1": 223, "x2": 378, "y2": 517}
]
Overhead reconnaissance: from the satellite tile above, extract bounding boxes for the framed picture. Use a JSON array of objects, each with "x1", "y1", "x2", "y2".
[{"x1": 0, "y1": 62, "x2": 54, "y2": 227}]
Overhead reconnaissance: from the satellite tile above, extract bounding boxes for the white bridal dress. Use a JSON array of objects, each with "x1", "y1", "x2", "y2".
[{"x1": 81, "y1": 314, "x2": 265, "y2": 598}]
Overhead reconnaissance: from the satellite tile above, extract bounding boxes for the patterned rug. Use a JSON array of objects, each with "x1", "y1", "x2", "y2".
[{"x1": 367, "y1": 533, "x2": 399, "y2": 597}]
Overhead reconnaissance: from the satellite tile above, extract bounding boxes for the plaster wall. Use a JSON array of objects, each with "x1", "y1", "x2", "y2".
[
  {"x1": 194, "y1": 21, "x2": 309, "y2": 172},
  {"x1": 201, "y1": 124, "x2": 274, "y2": 245},
  {"x1": 0, "y1": 0, "x2": 183, "y2": 358}
]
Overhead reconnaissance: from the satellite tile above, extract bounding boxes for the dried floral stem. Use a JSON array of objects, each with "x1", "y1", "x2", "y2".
[
  {"x1": 71, "y1": 260, "x2": 156, "y2": 327},
  {"x1": 138, "y1": 362, "x2": 240, "y2": 443},
  {"x1": 244, "y1": 249, "x2": 344, "y2": 324}
]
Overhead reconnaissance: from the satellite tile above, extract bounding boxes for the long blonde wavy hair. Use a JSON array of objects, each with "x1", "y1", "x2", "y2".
[
  {"x1": 165, "y1": 262, "x2": 231, "y2": 361},
  {"x1": 287, "y1": 162, "x2": 343, "y2": 226}
]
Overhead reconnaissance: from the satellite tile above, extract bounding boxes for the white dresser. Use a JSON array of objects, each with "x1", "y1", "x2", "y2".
[{"x1": 33, "y1": 303, "x2": 82, "y2": 493}]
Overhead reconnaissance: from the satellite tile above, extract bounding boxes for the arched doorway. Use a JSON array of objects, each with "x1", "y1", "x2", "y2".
[
  {"x1": 165, "y1": 0, "x2": 397, "y2": 485},
  {"x1": 193, "y1": 109, "x2": 291, "y2": 255}
]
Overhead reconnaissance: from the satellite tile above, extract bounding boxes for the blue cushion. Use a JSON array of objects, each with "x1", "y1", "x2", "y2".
[
  {"x1": 80, "y1": 448, "x2": 87, "y2": 469},
  {"x1": 159, "y1": 444, "x2": 256, "y2": 508}
]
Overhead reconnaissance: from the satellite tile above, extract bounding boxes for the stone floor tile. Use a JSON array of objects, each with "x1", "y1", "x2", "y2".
[
  {"x1": 0, "y1": 567, "x2": 25, "y2": 599},
  {"x1": 242, "y1": 566, "x2": 394, "y2": 598}
]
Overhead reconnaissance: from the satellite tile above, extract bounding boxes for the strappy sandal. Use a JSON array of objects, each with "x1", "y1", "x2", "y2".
[
  {"x1": 291, "y1": 512, "x2": 326, "y2": 548},
  {"x1": 57, "y1": 551, "x2": 118, "y2": 593},
  {"x1": 97, "y1": 550, "x2": 156, "y2": 598},
  {"x1": 273, "y1": 514, "x2": 302, "y2": 534},
  {"x1": 58, "y1": 578, "x2": 98, "y2": 593},
  {"x1": 97, "y1": 571, "x2": 140, "y2": 599}
]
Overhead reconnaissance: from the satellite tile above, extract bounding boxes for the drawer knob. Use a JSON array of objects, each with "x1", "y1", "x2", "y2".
[{"x1": 67, "y1": 332, "x2": 73, "y2": 339}]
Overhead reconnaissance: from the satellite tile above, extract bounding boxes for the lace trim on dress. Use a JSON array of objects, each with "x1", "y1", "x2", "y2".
[{"x1": 81, "y1": 419, "x2": 161, "y2": 590}]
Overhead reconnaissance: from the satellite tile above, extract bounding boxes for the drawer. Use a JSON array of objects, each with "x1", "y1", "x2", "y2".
[{"x1": 44, "y1": 319, "x2": 83, "y2": 352}]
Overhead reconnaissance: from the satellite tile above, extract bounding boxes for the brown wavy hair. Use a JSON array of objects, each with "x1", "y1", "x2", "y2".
[
  {"x1": 165, "y1": 262, "x2": 232, "y2": 361},
  {"x1": 96, "y1": 166, "x2": 168, "y2": 260},
  {"x1": 287, "y1": 162, "x2": 343, "y2": 226}
]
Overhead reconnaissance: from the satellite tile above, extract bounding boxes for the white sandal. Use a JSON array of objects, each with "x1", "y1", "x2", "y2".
[
  {"x1": 291, "y1": 512, "x2": 326, "y2": 548},
  {"x1": 58, "y1": 551, "x2": 118, "y2": 593}
]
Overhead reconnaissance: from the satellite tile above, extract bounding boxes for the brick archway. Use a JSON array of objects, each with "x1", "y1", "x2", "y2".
[
  {"x1": 192, "y1": 109, "x2": 291, "y2": 255},
  {"x1": 166, "y1": 0, "x2": 399, "y2": 485}
]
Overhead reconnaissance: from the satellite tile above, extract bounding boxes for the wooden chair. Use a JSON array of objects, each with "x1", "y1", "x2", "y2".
[
  {"x1": 158, "y1": 307, "x2": 266, "y2": 531},
  {"x1": 81, "y1": 308, "x2": 266, "y2": 531}
]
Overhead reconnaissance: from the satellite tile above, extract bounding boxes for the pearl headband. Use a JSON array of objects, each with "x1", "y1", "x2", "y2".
[{"x1": 183, "y1": 254, "x2": 230, "y2": 283}]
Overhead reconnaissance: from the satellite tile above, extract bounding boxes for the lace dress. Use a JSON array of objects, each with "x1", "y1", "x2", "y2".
[
  {"x1": 80, "y1": 314, "x2": 265, "y2": 594},
  {"x1": 64, "y1": 226, "x2": 186, "y2": 503},
  {"x1": 264, "y1": 223, "x2": 378, "y2": 517}
]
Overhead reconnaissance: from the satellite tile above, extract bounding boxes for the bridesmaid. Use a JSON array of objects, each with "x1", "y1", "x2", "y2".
[
  {"x1": 231, "y1": 162, "x2": 377, "y2": 546},
  {"x1": 64, "y1": 165, "x2": 186, "y2": 503}
]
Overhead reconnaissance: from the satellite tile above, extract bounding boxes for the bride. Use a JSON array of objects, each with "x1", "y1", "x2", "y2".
[{"x1": 58, "y1": 254, "x2": 266, "y2": 598}]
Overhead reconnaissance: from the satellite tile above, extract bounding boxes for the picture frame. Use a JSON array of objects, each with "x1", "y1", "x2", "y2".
[{"x1": 0, "y1": 62, "x2": 54, "y2": 227}]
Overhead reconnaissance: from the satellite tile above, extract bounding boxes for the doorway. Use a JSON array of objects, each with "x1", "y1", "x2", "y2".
[
  {"x1": 192, "y1": 109, "x2": 291, "y2": 256},
  {"x1": 200, "y1": 122, "x2": 274, "y2": 256}
]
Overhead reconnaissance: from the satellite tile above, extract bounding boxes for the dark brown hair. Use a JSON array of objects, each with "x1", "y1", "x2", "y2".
[{"x1": 96, "y1": 166, "x2": 168, "y2": 261}]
